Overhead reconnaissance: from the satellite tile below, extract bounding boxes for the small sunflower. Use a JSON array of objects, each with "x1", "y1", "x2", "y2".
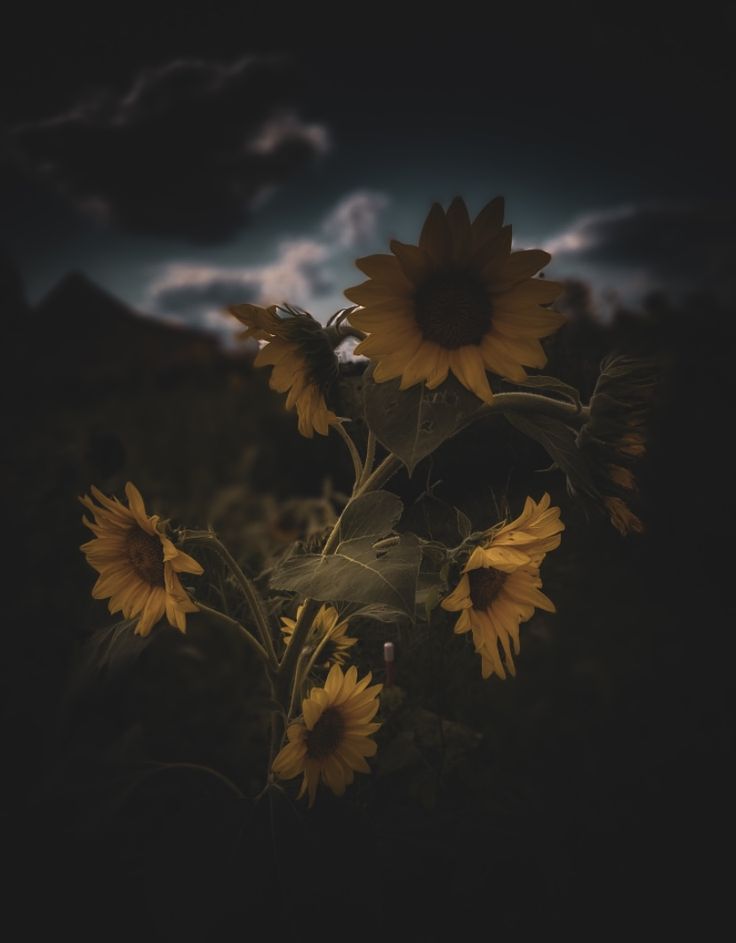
[
  {"x1": 281, "y1": 603, "x2": 358, "y2": 669},
  {"x1": 346, "y1": 197, "x2": 566, "y2": 404},
  {"x1": 272, "y1": 664, "x2": 382, "y2": 807},
  {"x1": 80, "y1": 482, "x2": 203, "y2": 637},
  {"x1": 229, "y1": 302, "x2": 339, "y2": 437},
  {"x1": 441, "y1": 494, "x2": 563, "y2": 680}
]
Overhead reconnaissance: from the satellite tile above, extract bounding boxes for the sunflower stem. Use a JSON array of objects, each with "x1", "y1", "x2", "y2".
[
  {"x1": 275, "y1": 449, "x2": 405, "y2": 712},
  {"x1": 180, "y1": 532, "x2": 278, "y2": 668},
  {"x1": 354, "y1": 452, "x2": 403, "y2": 497},
  {"x1": 333, "y1": 421, "x2": 363, "y2": 490},
  {"x1": 479, "y1": 392, "x2": 590, "y2": 426},
  {"x1": 298, "y1": 630, "x2": 335, "y2": 694},
  {"x1": 359, "y1": 430, "x2": 377, "y2": 488},
  {"x1": 196, "y1": 601, "x2": 272, "y2": 668}
]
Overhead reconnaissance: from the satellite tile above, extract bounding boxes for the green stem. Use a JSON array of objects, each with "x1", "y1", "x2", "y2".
[
  {"x1": 196, "y1": 602, "x2": 272, "y2": 667},
  {"x1": 358, "y1": 430, "x2": 377, "y2": 488},
  {"x1": 181, "y1": 532, "x2": 278, "y2": 668},
  {"x1": 274, "y1": 448, "x2": 406, "y2": 713},
  {"x1": 354, "y1": 452, "x2": 403, "y2": 498},
  {"x1": 333, "y1": 421, "x2": 363, "y2": 489},
  {"x1": 477, "y1": 391, "x2": 589, "y2": 427},
  {"x1": 297, "y1": 631, "x2": 335, "y2": 697}
]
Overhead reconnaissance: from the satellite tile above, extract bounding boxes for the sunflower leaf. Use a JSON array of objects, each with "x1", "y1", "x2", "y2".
[
  {"x1": 341, "y1": 601, "x2": 413, "y2": 624},
  {"x1": 511, "y1": 374, "x2": 582, "y2": 408},
  {"x1": 337, "y1": 490, "x2": 404, "y2": 542},
  {"x1": 269, "y1": 533, "x2": 421, "y2": 616},
  {"x1": 504, "y1": 411, "x2": 601, "y2": 500},
  {"x1": 363, "y1": 369, "x2": 483, "y2": 475}
]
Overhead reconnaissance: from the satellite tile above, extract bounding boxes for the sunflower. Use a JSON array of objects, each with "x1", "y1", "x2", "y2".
[
  {"x1": 575, "y1": 354, "x2": 655, "y2": 535},
  {"x1": 271, "y1": 664, "x2": 382, "y2": 807},
  {"x1": 441, "y1": 494, "x2": 563, "y2": 680},
  {"x1": 345, "y1": 197, "x2": 566, "y2": 404},
  {"x1": 281, "y1": 603, "x2": 358, "y2": 669},
  {"x1": 229, "y1": 302, "x2": 339, "y2": 438},
  {"x1": 80, "y1": 482, "x2": 203, "y2": 637}
]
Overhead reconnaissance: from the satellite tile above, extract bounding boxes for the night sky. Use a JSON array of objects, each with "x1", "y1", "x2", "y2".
[{"x1": 2, "y1": 9, "x2": 734, "y2": 338}]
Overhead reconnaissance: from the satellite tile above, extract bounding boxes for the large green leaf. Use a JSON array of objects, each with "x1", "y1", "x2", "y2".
[
  {"x1": 363, "y1": 369, "x2": 483, "y2": 475},
  {"x1": 504, "y1": 410, "x2": 601, "y2": 500},
  {"x1": 337, "y1": 490, "x2": 404, "y2": 542},
  {"x1": 270, "y1": 534, "x2": 421, "y2": 616}
]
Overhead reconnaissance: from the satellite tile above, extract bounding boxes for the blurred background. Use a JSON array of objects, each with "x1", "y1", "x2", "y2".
[{"x1": 1, "y1": 9, "x2": 734, "y2": 939}]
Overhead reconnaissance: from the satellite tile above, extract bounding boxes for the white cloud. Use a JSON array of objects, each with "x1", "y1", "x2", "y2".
[
  {"x1": 249, "y1": 110, "x2": 331, "y2": 157},
  {"x1": 541, "y1": 205, "x2": 638, "y2": 257},
  {"x1": 322, "y1": 190, "x2": 390, "y2": 249},
  {"x1": 145, "y1": 188, "x2": 390, "y2": 340}
]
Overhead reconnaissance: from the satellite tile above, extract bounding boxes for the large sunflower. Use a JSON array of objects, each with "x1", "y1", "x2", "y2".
[
  {"x1": 229, "y1": 302, "x2": 339, "y2": 438},
  {"x1": 80, "y1": 482, "x2": 203, "y2": 636},
  {"x1": 281, "y1": 603, "x2": 358, "y2": 669},
  {"x1": 272, "y1": 664, "x2": 382, "y2": 807},
  {"x1": 441, "y1": 494, "x2": 563, "y2": 679},
  {"x1": 346, "y1": 197, "x2": 566, "y2": 404}
]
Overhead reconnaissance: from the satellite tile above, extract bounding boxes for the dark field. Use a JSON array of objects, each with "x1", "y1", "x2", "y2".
[{"x1": 2, "y1": 264, "x2": 733, "y2": 939}]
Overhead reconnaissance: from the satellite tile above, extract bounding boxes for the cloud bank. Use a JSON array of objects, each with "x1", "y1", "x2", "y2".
[
  {"x1": 147, "y1": 190, "x2": 390, "y2": 338},
  {"x1": 544, "y1": 201, "x2": 736, "y2": 301},
  {"x1": 11, "y1": 57, "x2": 330, "y2": 243}
]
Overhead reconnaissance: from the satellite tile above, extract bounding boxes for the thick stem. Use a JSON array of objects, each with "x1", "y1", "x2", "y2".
[
  {"x1": 333, "y1": 421, "x2": 363, "y2": 489},
  {"x1": 477, "y1": 391, "x2": 589, "y2": 427},
  {"x1": 181, "y1": 533, "x2": 278, "y2": 668},
  {"x1": 354, "y1": 452, "x2": 403, "y2": 497},
  {"x1": 358, "y1": 430, "x2": 377, "y2": 488}
]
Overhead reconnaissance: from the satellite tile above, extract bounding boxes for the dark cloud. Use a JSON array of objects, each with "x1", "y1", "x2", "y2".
[
  {"x1": 10, "y1": 58, "x2": 330, "y2": 243},
  {"x1": 549, "y1": 202, "x2": 736, "y2": 298}
]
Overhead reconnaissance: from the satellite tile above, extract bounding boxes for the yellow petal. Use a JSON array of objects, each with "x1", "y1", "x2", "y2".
[
  {"x1": 471, "y1": 197, "x2": 505, "y2": 250},
  {"x1": 390, "y1": 240, "x2": 432, "y2": 285},
  {"x1": 419, "y1": 203, "x2": 451, "y2": 265}
]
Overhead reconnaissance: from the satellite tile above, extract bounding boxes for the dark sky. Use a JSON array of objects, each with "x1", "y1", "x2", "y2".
[{"x1": 2, "y1": 8, "x2": 734, "y2": 335}]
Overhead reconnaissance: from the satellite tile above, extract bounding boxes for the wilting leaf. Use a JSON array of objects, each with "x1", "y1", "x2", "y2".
[
  {"x1": 504, "y1": 411, "x2": 600, "y2": 499},
  {"x1": 270, "y1": 534, "x2": 421, "y2": 616},
  {"x1": 337, "y1": 490, "x2": 404, "y2": 542},
  {"x1": 363, "y1": 369, "x2": 483, "y2": 475},
  {"x1": 512, "y1": 374, "x2": 582, "y2": 408}
]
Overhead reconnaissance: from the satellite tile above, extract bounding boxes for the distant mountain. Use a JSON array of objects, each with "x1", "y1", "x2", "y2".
[{"x1": 26, "y1": 271, "x2": 250, "y2": 391}]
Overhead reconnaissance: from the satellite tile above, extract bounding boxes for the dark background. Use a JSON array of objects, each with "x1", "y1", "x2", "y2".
[{"x1": 2, "y1": 10, "x2": 734, "y2": 940}]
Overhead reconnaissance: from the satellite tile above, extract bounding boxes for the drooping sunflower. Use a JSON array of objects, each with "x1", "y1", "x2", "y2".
[
  {"x1": 80, "y1": 482, "x2": 203, "y2": 637},
  {"x1": 441, "y1": 494, "x2": 563, "y2": 680},
  {"x1": 229, "y1": 302, "x2": 339, "y2": 438},
  {"x1": 281, "y1": 603, "x2": 358, "y2": 669},
  {"x1": 272, "y1": 664, "x2": 382, "y2": 807},
  {"x1": 575, "y1": 354, "x2": 656, "y2": 535},
  {"x1": 346, "y1": 197, "x2": 566, "y2": 404}
]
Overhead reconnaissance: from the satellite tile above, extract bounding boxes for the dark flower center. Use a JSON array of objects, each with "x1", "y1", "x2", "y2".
[
  {"x1": 414, "y1": 271, "x2": 493, "y2": 349},
  {"x1": 468, "y1": 566, "x2": 507, "y2": 610},
  {"x1": 305, "y1": 706, "x2": 345, "y2": 759},
  {"x1": 283, "y1": 317, "x2": 338, "y2": 396},
  {"x1": 126, "y1": 527, "x2": 165, "y2": 586}
]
